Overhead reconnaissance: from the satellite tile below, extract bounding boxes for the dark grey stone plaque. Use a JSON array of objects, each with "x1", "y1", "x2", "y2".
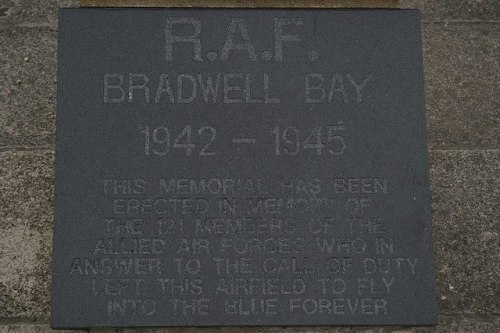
[{"x1": 51, "y1": 8, "x2": 437, "y2": 328}]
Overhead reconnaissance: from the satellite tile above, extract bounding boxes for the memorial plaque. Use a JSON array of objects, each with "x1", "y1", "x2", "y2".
[{"x1": 52, "y1": 8, "x2": 437, "y2": 328}]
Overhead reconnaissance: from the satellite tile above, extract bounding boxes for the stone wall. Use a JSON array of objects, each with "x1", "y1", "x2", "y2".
[{"x1": 0, "y1": 1, "x2": 498, "y2": 332}]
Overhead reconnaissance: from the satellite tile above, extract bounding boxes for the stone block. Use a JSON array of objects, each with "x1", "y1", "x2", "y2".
[
  {"x1": 0, "y1": 1, "x2": 78, "y2": 27},
  {"x1": 401, "y1": 0, "x2": 500, "y2": 21},
  {"x1": 423, "y1": 24, "x2": 500, "y2": 149},
  {"x1": 0, "y1": 315, "x2": 499, "y2": 332},
  {"x1": 430, "y1": 151, "x2": 500, "y2": 314},
  {"x1": 0, "y1": 151, "x2": 54, "y2": 320},
  {"x1": 0, "y1": 28, "x2": 56, "y2": 147}
]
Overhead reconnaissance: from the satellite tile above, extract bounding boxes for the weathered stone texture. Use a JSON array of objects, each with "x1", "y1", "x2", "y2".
[
  {"x1": 430, "y1": 151, "x2": 500, "y2": 314},
  {"x1": 401, "y1": 0, "x2": 500, "y2": 21},
  {"x1": 0, "y1": 1, "x2": 498, "y2": 27},
  {"x1": 0, "y1": 27, "x2": 57, "y2": 147},
  {"x1": 433, "y1": 315, "x2": 500, "y2": 332},
  {"x1": 0, "y1": 151, "x2": 54, "y2": 320},
  {"x1": 0, "y1": 1, "x2": 78, "y2": 27},
  {"x1": 423, "y1": 23, "x2": 500, "y2": 149},
  {"x1": 0, "y1": 315, "x2": 499, "y2": 332}
]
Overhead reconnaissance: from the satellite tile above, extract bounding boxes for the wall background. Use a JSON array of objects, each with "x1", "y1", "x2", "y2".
[{"x1": 0, "y1": 1, "x2": 498, "y2": 332}]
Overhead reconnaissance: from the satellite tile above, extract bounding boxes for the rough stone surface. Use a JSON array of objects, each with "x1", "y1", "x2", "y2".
[
  {"x1": 0, "y1": 27, "x2": 57, "y2": 148},
  {"x1": 0, "y1": 1, "x2": 498, "y2": 26},
  {"x1": 0, "y1": 315, "x2": 499, "y2": 332},
  {"x1": 423, "y1": 23, "x2": 500, "y2": 149},
  {"x1": 0, "y1": 1, "x2": 78, "y2": 27},
  {"x1": 401, "y1": 0, "x2": 500, "y2": 21},
  {"x1": 429, "y1": 150, "x2": 500, "y2": 315},
  {"x1": 0, "y1": 151, "x2": 54, "y2": 320},
  {"x1": 433, "y1": 315, "x2": 500, "y2": 332}
]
